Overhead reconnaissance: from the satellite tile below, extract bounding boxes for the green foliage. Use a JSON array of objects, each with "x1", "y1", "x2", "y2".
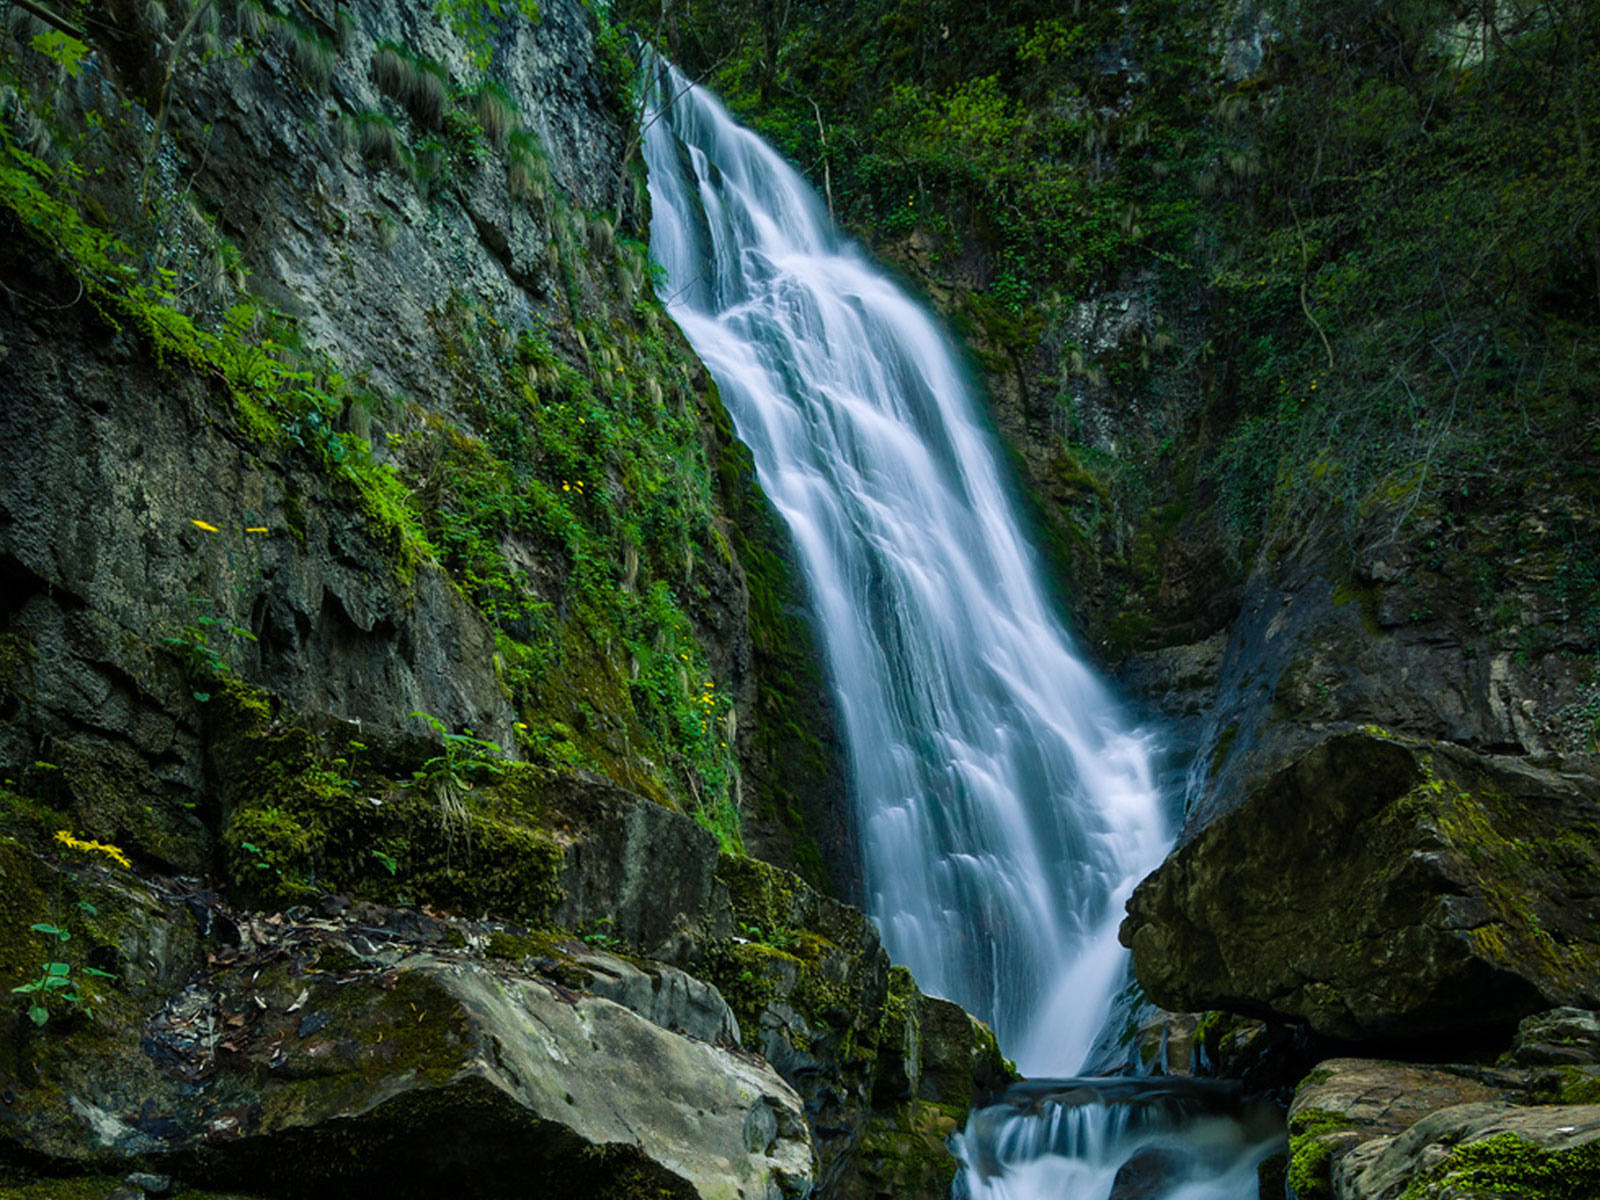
[
  {"x1": 217, "y1": 689, "x2": 563, "y2": 919},
  {"x1": 630, "y1": 0, "x2": 1600, "y2": 644},
  {"x1": 0, "y1": 0, "x2": 771, "y2": 858},
  {"x1": 1397, "y1": 1131, "x2": 1600, "y2": 1200},
  {"x1": 579, "y1": 916, "x2": 624, "y2": 950},
  {"x1": 29, "y1": 31, "x2": 89, "y2": 78},
  {"x1": 590, "y1": 0, "x2": 643, "y2": 122},
  {"x1": 10, "y1": 832, "x2": 125, "y2": 1026},
  {"x1": 436, "y1": 0, "x2": 542, "y2": 69},
  {"x1": 410, "y1": 288, "x2": 745, "y2": 843},
  {"x1": 408, "y1": 710, "x2": 507, "y2": 830},
  {"x1": 739, "y1": 921, "x2": 798, "y2": 949}
]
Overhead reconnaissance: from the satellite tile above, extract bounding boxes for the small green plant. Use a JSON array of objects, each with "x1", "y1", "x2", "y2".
[
  {"x1": 468, "y1": 79, "x2": 519, "y2": 149},
  {"x1": 162, "y1": 519, "x2": 271, "y2": 690},
  {"x1": 237, "y1": 838, "x2": 283, "y2": 877},
  {"x1": 12, "y1": 831, "x2": 125, "y2": 1026},
  {"x1": 408, "y1": 710, "x2": 506, "y2": 831},
  {"x1": 739, "y1": 921, "x2": 797, "y2": 949},
  {"x1": 29, "y1": 30, "x2": 90, "y2": 78},
  {"x1": 580, "y1": 916, "x2": 622, "y2": 950}
]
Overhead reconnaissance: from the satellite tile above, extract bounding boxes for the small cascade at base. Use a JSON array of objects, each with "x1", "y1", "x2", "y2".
[
  {"x1": 641, "y1": 60, "x2": 1284, "y2": 1198},
  {"x1": 958, "y1": 1078, "x2": 1283, "y2": 1199}
]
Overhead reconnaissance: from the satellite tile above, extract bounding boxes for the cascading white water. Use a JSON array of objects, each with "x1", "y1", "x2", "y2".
[{"x1": 642, "y1": 62, "x2": 1280, "y2": 1198}]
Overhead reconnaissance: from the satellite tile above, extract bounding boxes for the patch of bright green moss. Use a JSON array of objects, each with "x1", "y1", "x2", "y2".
[
  {"x1": 1398, "y1": 1131, "x2": 1600, "y2": 1200},
  {"x1": 1287, "y1": 1107, "x2": 1354, "y2": 1200}
]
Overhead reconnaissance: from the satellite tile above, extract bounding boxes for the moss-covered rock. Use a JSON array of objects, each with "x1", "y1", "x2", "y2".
[
  {"x1": 1285, "y1": 1059, "x2": 1505, "y2": 1199},
  {"x1": 1346, "y1": 1106, "x2": 1600, "y2": 1200},
  {"x1": 699, "y1": 853, "x2": 1014, "y2": 1193},
  {"x1": 1120, "y1": 730, "x2": 1600, "y2": 1041}
]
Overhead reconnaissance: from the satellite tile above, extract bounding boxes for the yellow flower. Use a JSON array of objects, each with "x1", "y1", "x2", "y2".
[
  {"x1": 191, "y1": 520, "x2": 220, "y2": 533},
  {"x1": 55, "y1": 829, "x2": 131, "y2": 869}
]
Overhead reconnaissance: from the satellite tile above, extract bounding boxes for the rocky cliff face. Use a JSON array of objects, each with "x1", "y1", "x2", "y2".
[{"x1": 0, "y1": 0, "x2": 1000, "y2": 1194}]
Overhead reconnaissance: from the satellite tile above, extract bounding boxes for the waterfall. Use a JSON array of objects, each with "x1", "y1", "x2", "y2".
[{"x1": 642, "y1": 62, "x2": 1280, "y2": 1198}]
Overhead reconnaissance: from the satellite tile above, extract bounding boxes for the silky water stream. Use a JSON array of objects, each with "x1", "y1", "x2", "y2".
[{"x1": 641, "y1": 62, "x2": 1284, "y2": 1198}]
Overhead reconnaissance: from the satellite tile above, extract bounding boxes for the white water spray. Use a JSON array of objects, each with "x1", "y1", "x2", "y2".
[{"x1": 642, "y1": 62, "x2": 1278, "y2": 1197}]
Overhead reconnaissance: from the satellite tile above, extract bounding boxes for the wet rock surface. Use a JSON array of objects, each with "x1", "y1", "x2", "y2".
[{"x1": 701, "y1": 855, "x2": 1015, "y2": 1197}]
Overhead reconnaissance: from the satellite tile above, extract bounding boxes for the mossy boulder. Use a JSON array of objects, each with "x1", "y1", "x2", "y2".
[
  {"x1": 1340, "y1": 1103, "x2": 1600, "y2": 1200},
  {"x1": 1285, "y1": 1058, "x2": 1506, "y2": 1199},
  {"x1": 1120, "y1": 730, "x2": 1600, "y2": 1041},
  {"x1": 703, "y1": 854, "x2": 1015, "y2": 1194}
]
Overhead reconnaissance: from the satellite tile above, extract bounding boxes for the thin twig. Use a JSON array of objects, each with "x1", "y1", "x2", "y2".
[
  {"x1": 1289, "y1": 199, "x2": 1335, "y2": 371},
  {"x1": 7, "y1": 0, "x2": 84, "y2": 38},
  {"x1": 137, "y1": 0, "x2": 216, "y2": 210},
  {"x1": 0, "y1": 270, "x2": 84, "y2": 309}
]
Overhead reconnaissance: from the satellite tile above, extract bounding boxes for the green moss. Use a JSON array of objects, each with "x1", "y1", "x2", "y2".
[
  {"x1": 1285, "y1": 1107, "x2": 1358, "y2": 1200},
  {"x1": 1386, "y1": 758, "x2": 1600, "y2": 989},
  {"x1": 718, "y1": 853, "x2": 801, "y2": 936},
  {"x1": 1398, "y1": 1132, "x2": 1600, "y2": 1200},
  {"x1": 0, "y1": 1171, "x2": 273, "y2": 1199},
  {"x1": 0, "y1": 631, "x2": 34, "y2": 703},
  {"x1": 1209, "y1": 724, "x2": 1239, "y2": 778},
  {"x1": 1556, "y1": 1068, "x2": 1600, "y2": 1106},
  {"x1": 214, "y1": 690, "x2": 563, "y2": 922},
  {"x1": 709, "y1": 940, "x2": 795, "y2": 1038},
  {"x1": 1287, "y1": 1124, "x2": 1347, "y2": 1199},
  {"x1": 703, "y1": 851, "x2": 890, "y2": 1077},
  {"x1": 1332, "y1": 579, "x2": 1383, "y2": 635},
  {"x1": 485, "y1": 929, "x2": 550, "y2": 960},
  {"x1": 0, "y1": 833, "x2": 54, "y2": 1015},
  {"x1": 845, "y1": 1100, "x2": 962, "y2": 1195}
]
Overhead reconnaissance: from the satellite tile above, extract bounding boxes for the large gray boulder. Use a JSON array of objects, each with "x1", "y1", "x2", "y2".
[{"x1": 3, "y1": 874, "x2": 811, "y2": 1200}]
